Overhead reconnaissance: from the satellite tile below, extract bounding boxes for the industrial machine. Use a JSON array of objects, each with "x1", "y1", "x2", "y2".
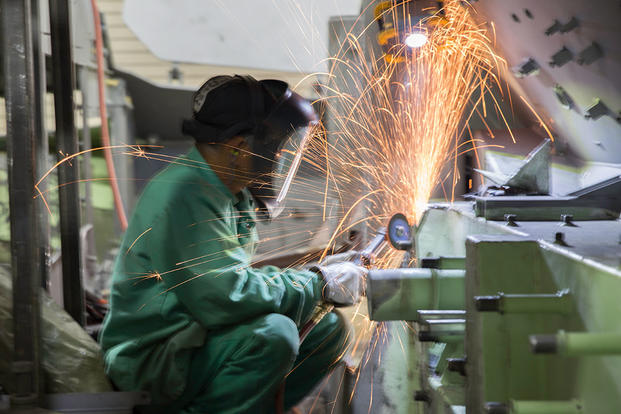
[
  {"x1": 356, "y1": 0, "x2": 621, "y2": 413},
  {"x1": 0, "y1": 0, "x2": 619, "y2": 413}
]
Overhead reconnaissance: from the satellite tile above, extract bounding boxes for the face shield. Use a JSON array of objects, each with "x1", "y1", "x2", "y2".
[
  {"x1": 182, "y1": 75, "x2": 318, "y2": 220},
  {"x1": 247, "y1": 83, "x2": 318, "y2": 221},
  {"x1": 261, "y1": 125, "x2": 313, "y2": 219}
]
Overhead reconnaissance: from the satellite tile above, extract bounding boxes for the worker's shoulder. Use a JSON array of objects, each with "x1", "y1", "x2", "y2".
[{"x1": 136, "y1": 159, "x2": 225, "y2": 218}]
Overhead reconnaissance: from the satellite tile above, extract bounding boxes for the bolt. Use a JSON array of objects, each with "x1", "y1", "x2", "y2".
[
  {"x1": 418, "y1": 331, "x2": 437, "y2": 342},
  {"x1": 485, "y1": 402, "x2": 510, "y2": 414},
  {"x1": 414, "y1": 390, "x2": 431, "y2": 403},
  {"x1": 475, "y1": 295, "x2": 501, "y2": 312},
  {"x1": 561, "y1": 214, "x2": 577, "y2": 227},
  {"x1": 504, "y1": 214, "x2": 518, "y2": 227},
  {"x1": 529, "y1": 334, "x2": 558, "y2": 354},
  {"x1": 447, "y1": 358, "x2": 467, "y2": 376},
  {"x1": 554, "y1": 231, "x2": 570, "y2": 246}
]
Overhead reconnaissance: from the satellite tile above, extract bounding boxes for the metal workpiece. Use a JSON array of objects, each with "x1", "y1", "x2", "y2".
[
  {"x1": 2, "y1": 0, "x2": 46, "y2": 405},
  {"x1": 49, "y1": 0, "x2": 85, "y2": 325},
  {"x1": 367, "y1": 268, "x2": 465, "y2": 321},
  {"x1": 476, "y1": 139, "x2": 551, "y2": 195},
  {"x1": 475, "y1": 175, "x2": 621, "y2": 221},
  {"x1": 474, "y1": 291, "x2": 571, "y2": 314},
  {"x1": 530, "y1": 331, "x2": 621, "y2": 356}
]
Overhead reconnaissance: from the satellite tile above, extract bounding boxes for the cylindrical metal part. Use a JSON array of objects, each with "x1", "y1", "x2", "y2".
[
  {"x1": 367, "y1": 268, "x2": 465, "y2": 321},
  {"x1": 476, "y1": 291, "x2": 570, "y2": 314},
  {"x1": 531, "y1": 331, "x2": 621, "y2": 355},
  {"x1": 502, "y1": 292, "x2": 571, "y2": 314},
  {"x1": 529, "y1": 334, "x2": 558, "y2": 354},
  {"x1": 511, "y1": 399, "x2": 583, "y2": 414},
  {"x1": 49, "y1": 0, "x2": 85, "y2": 325},
  {"x1": 559, "y1": 331, "x2": 621, "y2": 356}
]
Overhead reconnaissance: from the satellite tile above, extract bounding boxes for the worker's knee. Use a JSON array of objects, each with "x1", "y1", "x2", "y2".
[{"x1": 255, "y1": 313, "x2": 300, "y2": 360}]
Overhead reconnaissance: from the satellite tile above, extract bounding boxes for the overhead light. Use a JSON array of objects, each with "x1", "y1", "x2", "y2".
[{"x1": 405, "y1": 32, "x2": 427, "y2": 48}]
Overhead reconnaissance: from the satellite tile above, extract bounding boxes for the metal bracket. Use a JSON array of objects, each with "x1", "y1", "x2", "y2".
[{"x1": 476, "y1": 139, "x2": 551, "y2": 195}]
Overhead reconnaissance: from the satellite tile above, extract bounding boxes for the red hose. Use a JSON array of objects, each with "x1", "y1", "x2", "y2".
[{"x1": 90, "y1": 0, "x2": 128, "y2": 230}]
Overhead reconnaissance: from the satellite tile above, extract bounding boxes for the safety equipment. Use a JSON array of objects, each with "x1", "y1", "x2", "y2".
[
  {"x1": 313, "y1": 262, "x2": 368, "y2": 306},
  {"x1": 182, "y1": 75, "x2": 319, "y2": 220}
]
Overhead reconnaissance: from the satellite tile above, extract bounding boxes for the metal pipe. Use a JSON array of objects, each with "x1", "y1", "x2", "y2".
[
  {"x1": 530, "y1": 331, "x2": 621, "y2": 355},
  {"x1": 2, "y1": 0, "x2": 44, "y2": 405},
  {"x1": 475, "y1": 290, "x2": 571, "y2": 314},
  {"x1": 49, "y1": 0, "x2": 85, "y2": 325},
  {"x1": 511, "y1": 399, "x2": 583, "y2": 414},
  {"x1": 367, "y1": 268, "x2": 465, "y2": 321}
]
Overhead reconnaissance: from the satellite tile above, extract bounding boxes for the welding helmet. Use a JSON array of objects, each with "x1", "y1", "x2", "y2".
[{"x1": 182, "y1": 75, "x2": 318, "y2": 220}]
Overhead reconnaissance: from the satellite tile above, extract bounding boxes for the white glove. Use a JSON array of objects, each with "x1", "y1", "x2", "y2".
[
  {"x1": 316, "y1": 251, "x2": 360, "y2": 267},
  {"x1": 313, "y1": 262, "x2": 368, "y2": 306}
]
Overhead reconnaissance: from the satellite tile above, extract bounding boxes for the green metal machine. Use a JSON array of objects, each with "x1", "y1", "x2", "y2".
[{"x1": 366, "y1": 202, "x2": 621, "y2": 413}]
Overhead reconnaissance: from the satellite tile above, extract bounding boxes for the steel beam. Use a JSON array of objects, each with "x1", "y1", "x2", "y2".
[
  {"x1": 49, "y1": 0, "x2": 85, "y2": 325},
  {"x1": 32, "y1": 0, "x2": 50, "y2": 292},
  {"x1": 2, "y1": 0, "x2": 44, "y2": 405}
]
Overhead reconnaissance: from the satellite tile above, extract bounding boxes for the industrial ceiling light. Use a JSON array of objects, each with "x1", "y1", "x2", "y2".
[{"x1": 405, "y1": 31, "x2": 428, "y2": 48}]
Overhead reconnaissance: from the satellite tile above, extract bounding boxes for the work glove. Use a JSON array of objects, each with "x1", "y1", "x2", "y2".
[
  {"x1": 315, "y1": 250, "x2": 360, "y2": 267},
  {"x1": 311, "y1": 262, "x2": 368, "y2": 306}
]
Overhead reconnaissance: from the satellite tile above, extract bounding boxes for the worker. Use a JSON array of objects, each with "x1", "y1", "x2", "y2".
[{"x1": 100, "y1": 75, "x2": 368, "y2": 413}]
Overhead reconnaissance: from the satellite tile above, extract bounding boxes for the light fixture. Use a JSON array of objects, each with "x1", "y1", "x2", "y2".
[{"x1": 405, "y1": 32, "x2": 428, "y2": 48}]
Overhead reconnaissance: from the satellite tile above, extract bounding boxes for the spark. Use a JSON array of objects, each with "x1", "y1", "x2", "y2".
[
  {"x1": 125, "y1": 227, "x2": 152, "y2": 256},
  {"x1": 520, "y1": 95, "x2": 555, "y2": 142}
]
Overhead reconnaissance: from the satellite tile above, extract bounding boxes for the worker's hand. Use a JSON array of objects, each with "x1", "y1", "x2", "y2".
[{"x1": 313, "y1": 262, "x2": 368, "y2": 306}]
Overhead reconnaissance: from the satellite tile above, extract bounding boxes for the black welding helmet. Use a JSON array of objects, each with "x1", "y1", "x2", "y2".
[{"x1": 182, "y1": 75, "x2": 318, "y2": 220}]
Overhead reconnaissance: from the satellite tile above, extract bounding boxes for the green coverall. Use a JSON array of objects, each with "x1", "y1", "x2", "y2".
[{"x1": 100, "y1": 147, "x2": 351, "y2": 413}]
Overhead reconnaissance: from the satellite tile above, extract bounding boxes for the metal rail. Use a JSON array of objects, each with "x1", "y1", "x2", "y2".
[
  {"x1": 2, "y1": 0, "x2": 45, "y2": 405},
  {"x1": 49, "y1": 0, "x2": 85, "y2": 325}
]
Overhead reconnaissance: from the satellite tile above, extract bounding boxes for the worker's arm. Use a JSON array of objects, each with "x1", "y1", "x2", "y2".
[{"x1": 149, "y1": 197, "x2": 323, "y2": 330}]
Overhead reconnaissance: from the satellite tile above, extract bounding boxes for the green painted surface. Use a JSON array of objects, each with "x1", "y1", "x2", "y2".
[
  {"x1": 557, "y1": 331, "x2": 621, "y2": 355},
  {"x1": 375, "y1": 204, "x2": 621, "y2": 413}
]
